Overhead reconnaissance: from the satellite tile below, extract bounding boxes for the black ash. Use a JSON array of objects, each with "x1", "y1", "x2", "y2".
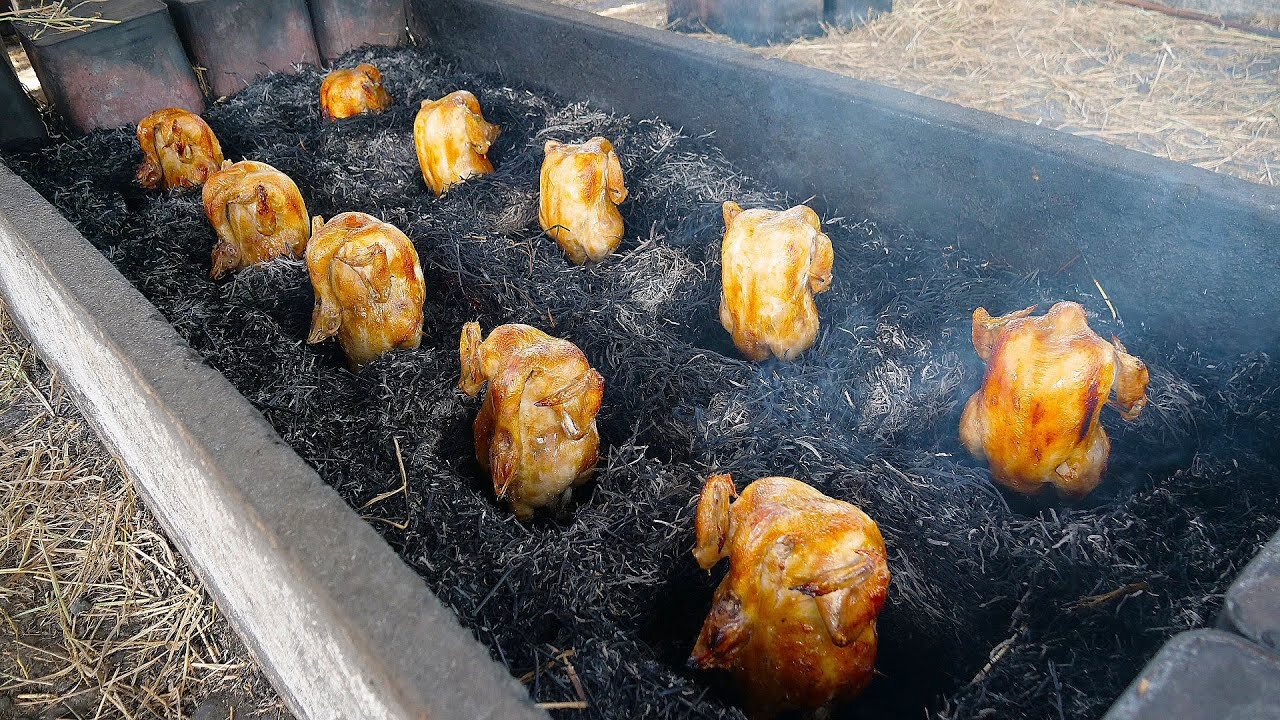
[{"x1": 5, "y1": 45, "x2": 1279, "y2": 720}]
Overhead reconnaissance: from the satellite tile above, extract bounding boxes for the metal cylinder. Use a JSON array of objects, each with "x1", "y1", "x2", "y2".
[
  {"x1": 308, "y1": 0, "x2": 407, "y2": 62},
  {"x1": 17, "y1": 0, "x2": 205, "y2": 134},
  {"x1": 164, "y1": 0, "x2": 321, "y2": 99}
]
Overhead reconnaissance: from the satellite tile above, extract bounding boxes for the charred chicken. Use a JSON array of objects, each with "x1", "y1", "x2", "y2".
[
  {"x1": 203, "y1": 160, "x2": 309, "y2": 278},
  {"x1": 959, "y1": 301, "x2": 1150, "y2": 497},
  {"x1": 690, "y1": 474, "x2": 890, "y2": 719},
  {"x1": 459, "y1": 323, "x2": 604, "y2": 520},
  {"x1": 539, "y1": 137, "x2": 628, "y2": 264},
  {"x1": 305, "y1": 212, "x2": 425, "y2": 371},
  {"x1": 413, "y1": 90, "x2": 501, "y2": 196},
  {"x1": 719, "y1": 202, "x2": 834, "y2": 361},
  {"x1": 136, "y1": 108, "x2": 224, "y2": 191}
]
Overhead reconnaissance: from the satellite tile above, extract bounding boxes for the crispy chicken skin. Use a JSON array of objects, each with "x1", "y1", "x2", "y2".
[
  {"x1": 413, "y1": 90, "x2": 501, "y2": 196},
  {"x1": 459, "y1": 323, "x2": 605, "y2": 520},
  {"x1": 136, "y1": 108, "x2": 224, "y2": 191},
  {"x1": 305, "y1": 213, "x2": 425, "y2": 371},
  {"x1": 319, "y1": 64, "x2": 392, "y2": 120},
  {"x1": 539, "y1": 137, "x2": 628, "y2": 264},
  {"x1": 690, "y1": 474, "x2": 890, "y2": 719},
  {"x1": 719, "y1": 202, "x2": 834, "y2": 362},
  {"x1": 960, "y1": 301, "x2": 1150, "y2": 497},
  {"x1": 203, "y1": 160, "x2": 309, "y2": 278}
]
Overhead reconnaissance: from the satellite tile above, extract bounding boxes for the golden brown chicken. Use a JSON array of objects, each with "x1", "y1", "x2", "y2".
[
  {"x1": 719, "y1": 202, "x2": 834, "y2": 362},
  {"x1": 203, "y1": 160, "x2": 310, "y2": 279},
  {"x1": 319, "y1": 64, "x2": 392, "y2": 120},
  {"x1": 539, "y1": 137, "x2": 628, "y2": 264},
  {"x1": 690, "y1": 474, "x2": 890, "y2": 719},
  {"x1": 959, "y1": 301, "x2": 1150, "y2": 497},
  {"x1": 413, "y1": 90, "x2": 501, "y2": 196},
  {"x1": 136, "y1": 108, "x2": 224, "y2": 191},
  {"x1": 459, "y1": 323, "x2": 604, "y2": 520},
  {"x1": 305, "y1": 212, "x2": 425, "y2": 371}
]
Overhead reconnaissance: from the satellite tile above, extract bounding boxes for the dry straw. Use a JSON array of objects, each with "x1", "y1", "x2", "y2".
[
  {"x1": 1, "y1": 1, "x2": 121, "y2": 39},
  {"x1": 0, "y1": 307, "x2": 282, "y2": 719}
]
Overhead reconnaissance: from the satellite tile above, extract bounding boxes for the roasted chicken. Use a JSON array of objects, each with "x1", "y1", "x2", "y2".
[
  {"x1": 960, "y1": 301, "x2": 1150, "y2": 497},
  {"x1": 539, "y1": 137, "x2": 628, "y2": 264},
  {"x1": 203, "y1": 160, "x2": 310, "y2": 279},
  {"x1": 413, "y1": 90, "x2": 501, "y2": 196},
  {"x1": 459, "y1": 323, "x2": 604, "y2": 520},
  {"x1": 320, "y1": 64, "x2": 392, "y2": 120},
  {"x1": 719, "y1": 202, "x2": 834, "y2": 362},
  {"x1": 305, "y1": 212, "x2": 425, "y2": 371},
  {"x1": 136, "y1": 108, "x2": 224, "y2": 191},
  {"x1": 690, "y1": 474, "x2": 890, "y2": 719}
]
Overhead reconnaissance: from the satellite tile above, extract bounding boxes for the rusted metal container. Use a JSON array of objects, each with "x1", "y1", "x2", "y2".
[
  {"x1": 308, "y1": 0, "x2": 407, "y2": 62},
  {"x1": 164, "y1": 0, "x2": 321, "y2": 98},
  {"x1": 16, "y1": 0, "x2": 204, "y2": 134}
]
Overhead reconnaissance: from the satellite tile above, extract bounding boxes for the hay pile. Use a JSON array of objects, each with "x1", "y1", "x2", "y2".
[
  {"x1": 4, "y1": 45, "x2": 1279, "y2": 719},
  {"x1": 556, "y1": 0, "x2": 1280, "y2": 187},
  {"x1": 0, "y1": 308, "x2": 288, "y2": 720}
]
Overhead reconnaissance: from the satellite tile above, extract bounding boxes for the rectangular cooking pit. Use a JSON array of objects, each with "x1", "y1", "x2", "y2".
[{"x1": 2, "y1": 1, "x2": 1279, "y2": 718}]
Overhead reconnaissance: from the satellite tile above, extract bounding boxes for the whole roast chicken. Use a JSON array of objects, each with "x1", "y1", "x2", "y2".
[
  {"x1": 960, "y1": 301, "x2": 1150, "y2": 497},
  {"x1": 305, "y1": 212, "x2": 425, "y2": 371},
  {"x1": 539, "y1": 137, "x2": 628, "y2": 264},
  {"x1": 459, "y1": 323, "x2": 604, "y2": 520},
  {"x1": 320, "y1": 64, "x2": 392, "y2": 120},
  {"x1": 136, "y1": 108, "x2": 224, "y2": 191},
  {"x1": 413, "y1": 90, "x2": 501, "y2": 196},
  {"x1": 719, "y1": 202, "x2": 834, "y2": 361},
  {"x1": 690, "y1": 474, "x2": 890, "y2": 719},
  {"x1": 203, "y1": 160, "x2": 310, "y2": 278}
]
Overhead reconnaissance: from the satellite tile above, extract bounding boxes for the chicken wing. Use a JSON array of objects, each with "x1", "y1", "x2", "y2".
[
  {"x1": 719, "y1": 202, "x2": 834, "y2": 361},
  {"x1": 320, "y1": 64, "x2": 392, "y2": 120},
  {"x1": 690, "y1": 474, "x2": 890, "y2": 719},
  {"x1": 959, "y1": 301, "x2": 1150, "y2": 497},
  {"x1": 413, "y1": 90, "x2": 501, "y2": 196},
  {"x1": 305, "y1": 212, "x2": 425, "y2": 371},
  {"x1": 539, "y1": 137, "x2": 628, "y2": 264},
  {"x1": 203, "y1": 160, "x2": 309, "y2": 278},
  {"x1": 136, "y1": 108, "x2": 224, "y2": 191},
  {"x1": 459, "y1": 323, "x2": 604, "y2": 520}
]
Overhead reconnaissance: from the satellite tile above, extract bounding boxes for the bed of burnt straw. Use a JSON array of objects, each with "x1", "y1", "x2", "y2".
[{"x1": 5, "y1": 45, "x2": 1280, "y2": 720}]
